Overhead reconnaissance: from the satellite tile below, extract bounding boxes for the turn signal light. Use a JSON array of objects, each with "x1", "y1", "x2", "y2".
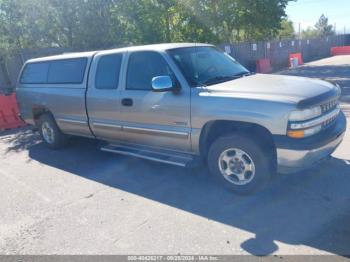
[{"x1": 287, "y1": 130, "x2": 305, "y2": 138}]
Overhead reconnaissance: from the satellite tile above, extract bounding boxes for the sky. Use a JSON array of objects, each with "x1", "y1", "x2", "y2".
[{"x1": 286, "y1": 0, "x2": 349, "y2": 33}]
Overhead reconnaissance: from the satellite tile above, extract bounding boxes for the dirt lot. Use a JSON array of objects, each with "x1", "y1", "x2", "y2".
[{"x1": 1, "y1": 56, "x2": 350, "y2": 256}]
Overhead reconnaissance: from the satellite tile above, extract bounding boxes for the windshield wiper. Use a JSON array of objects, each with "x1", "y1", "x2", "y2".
[
  {"x1": 201, "y1": 71, "x2": 254, "y2": 86},
  {"x1": 232, "y1": 71, "x2": 254, "y2": 78},
  {"x1": 203, "y1": 72, "x2": 254, "y2": 86},
  {"x1": 203, "y1": 76, "x2": 237, "y2": 86}
]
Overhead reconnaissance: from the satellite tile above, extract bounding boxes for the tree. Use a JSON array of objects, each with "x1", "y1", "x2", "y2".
[
  {"x1": 0, "y1": 0, "x2": 294, "y2": 49},
  {"x1": 301, "y1": 14, "x2": 335, "y2": 39},
  {"x1": 315, "y1": 14, "x2": 335, "y2": 37},
  {"x1": 277, "y1": 19, "x2": 295, "y2": 39},
  {"x1": 301, "y1": 27, "x2": 319, "y2": 39},
  {"x1": 236, "y1": 0, "x2": 293, "y2": 41},
  {"x1": 0, "y1": 0, "x2": 27, "y2": 50}
]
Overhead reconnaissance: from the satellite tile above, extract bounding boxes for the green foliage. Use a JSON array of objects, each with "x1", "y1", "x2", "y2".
[
  {"x1": 301, "y1": 14, "x2": 335, "y2": 39},
  {"x1": 315, "y1": 14, "x2": 335, "y2": 37},
  {"x1": 0, "y1": 0, "x2": 294, "y2": 51},
  {"x1": 301, "y1": 27, "x2": 319, "y2": 39},
  {"x1": 277, "y1": 19, "x2": 295, "y2": 39}
]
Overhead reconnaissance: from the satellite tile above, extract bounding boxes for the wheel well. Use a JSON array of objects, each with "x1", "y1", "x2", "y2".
[
  {"x1": 199, "y1": 120, "x2": 277, "y2": 162},
  {"x1": 32, "y1": 107, "x2": 51, "y2": 126}
]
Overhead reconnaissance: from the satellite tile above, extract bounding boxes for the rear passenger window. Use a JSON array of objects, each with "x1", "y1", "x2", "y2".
[
  {"x1": 20, "y1": 62, "x2": 49, "y2": 84},
  {"x1": 126, "y1": 51, "x2": 173, "y2": 90},
  {"x1": 48, "y1": 58, "x2": 87, "y2": 84},
  {"x1": 95, "y1": 54, "x2": 123, "y2": 89}
]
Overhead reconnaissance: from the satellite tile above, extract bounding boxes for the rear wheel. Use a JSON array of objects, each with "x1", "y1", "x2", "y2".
[
  {"x1": 38, "y1": 114, "x2": 68, "y2": 149},
  {"x1": 208, "y1": 133, "x2": 275, "y2": 194}
]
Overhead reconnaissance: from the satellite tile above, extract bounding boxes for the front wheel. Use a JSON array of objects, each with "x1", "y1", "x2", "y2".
[
  {"x1": 208, "y1": 134, "x2": 274, "y2": 194},
  {"x1": 38, "y1": 114, "x2": 68, "y2": 149}
]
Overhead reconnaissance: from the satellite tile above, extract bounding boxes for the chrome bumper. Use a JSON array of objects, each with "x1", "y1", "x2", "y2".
[{"x1": 277, "y1": 132, "x2": 345, "y2": 173}]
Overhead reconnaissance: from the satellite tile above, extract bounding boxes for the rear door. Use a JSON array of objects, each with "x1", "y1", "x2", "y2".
[
  {"x1": 86, "y1": 51, "x2": 125, "y2": 141},
  {"x1": 119, "y1": 50, "x2": 191, "y2": 152}
]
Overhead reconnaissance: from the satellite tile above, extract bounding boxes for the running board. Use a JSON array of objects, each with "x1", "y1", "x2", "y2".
[{"x1": 100, "y1": 143, "x2": 197, "y2": 167}]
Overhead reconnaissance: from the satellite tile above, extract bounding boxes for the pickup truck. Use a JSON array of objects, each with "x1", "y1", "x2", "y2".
[{"x1": 16, "y1": 43, "x2": 346, "y2": 194}]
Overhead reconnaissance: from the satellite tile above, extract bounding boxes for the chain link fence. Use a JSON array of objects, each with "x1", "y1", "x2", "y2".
[
  {"x1": 1, "y1": 34, "x2": 350, "y2": 92},
  {"x1": 220, "y1": 34, "x2": 350, "y2": 71}
]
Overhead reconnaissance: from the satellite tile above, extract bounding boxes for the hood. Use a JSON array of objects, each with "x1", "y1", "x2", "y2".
[{"x1": 204, "y1": 74, "x2": 338, "y2": 106}]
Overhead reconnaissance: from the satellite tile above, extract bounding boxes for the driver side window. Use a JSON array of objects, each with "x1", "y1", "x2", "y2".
[{"x1": 126, "y1": 51, "x2": 174, "y2": 91}]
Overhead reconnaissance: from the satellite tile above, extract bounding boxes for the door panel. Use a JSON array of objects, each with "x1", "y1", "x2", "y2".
[
  {"x1": 120, "y1": 51, "x2": 191, "y2": 151},
  {"x1": 86, "y1": 52, "x2": 125, "y2": 141}
]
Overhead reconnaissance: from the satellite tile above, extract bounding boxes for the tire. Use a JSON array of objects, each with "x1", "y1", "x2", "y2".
[
  {"x1": 207, "y1": 133, "x2": 275, "y2": 194},
  {"x1": 38, "y1": 113, "x2": 68, "y2": 149}
]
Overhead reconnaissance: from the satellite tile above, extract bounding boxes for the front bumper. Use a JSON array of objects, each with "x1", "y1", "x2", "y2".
[{"x1": 275, "y1": 111, "x2": 346, "y2": 173}]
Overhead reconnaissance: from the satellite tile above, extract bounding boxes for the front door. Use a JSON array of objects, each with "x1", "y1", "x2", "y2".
[{"x1": 119, "y1": 51, "x2": 191, "y2": 152}]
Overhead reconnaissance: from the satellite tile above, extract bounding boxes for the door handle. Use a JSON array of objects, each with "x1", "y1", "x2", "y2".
[{"x1": 122, "y1": 98, "x2": 133, "y2": 107}]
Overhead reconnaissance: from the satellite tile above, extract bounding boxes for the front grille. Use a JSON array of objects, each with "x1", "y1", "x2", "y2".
[
  {"x1": 321, "y1": 99, "x2": 338, "y2": 113},
  {"x1": 322, "y1": 111, "x2": 339, "y2": 129},
  {"x1": 320, "y1": 98, "x2": 340, "y2": 129}
]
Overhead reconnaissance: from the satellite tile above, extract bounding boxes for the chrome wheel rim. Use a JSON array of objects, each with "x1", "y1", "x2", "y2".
[
  {"x1": 218, "y1": 148, "x2": 256, "y2": 186},
  {"x1": 42, "y1": 122, "x2": 55, "y2": 144}
]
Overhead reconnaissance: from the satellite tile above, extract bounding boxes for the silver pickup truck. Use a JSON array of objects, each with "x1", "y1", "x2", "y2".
[{"x1": 16, "y1": 43, "x2": 346, "y2": 194}]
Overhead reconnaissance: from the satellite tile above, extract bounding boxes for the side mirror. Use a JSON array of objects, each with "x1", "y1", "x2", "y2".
[{"x1": 151, "y1": 76, "x2": 178, "y2": 92}]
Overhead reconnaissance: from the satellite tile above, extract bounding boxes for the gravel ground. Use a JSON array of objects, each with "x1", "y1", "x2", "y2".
[{"x1": 0, "y1": 56, "x2": 350, "y2": 256}]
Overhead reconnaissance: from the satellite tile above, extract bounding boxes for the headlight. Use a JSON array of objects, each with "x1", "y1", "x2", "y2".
[
  {"x1": 288, "y1": 106, "x2": 323, "y2": 139},
  {"x1": 287, "y1": 105, "x2": 340, "y2": 139},
  {"x1": 289, "y1": 106, "x2": 322, "y2": 121}
]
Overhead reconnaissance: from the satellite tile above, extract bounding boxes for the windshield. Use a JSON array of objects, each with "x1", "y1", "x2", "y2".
[{"x1": 168, "y1": 46, "x2": 250, "y2": 87}]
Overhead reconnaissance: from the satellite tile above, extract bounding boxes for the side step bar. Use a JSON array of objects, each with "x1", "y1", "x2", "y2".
[{"x1": 100, "y1": 143, "x2": 198, "y2": 167}]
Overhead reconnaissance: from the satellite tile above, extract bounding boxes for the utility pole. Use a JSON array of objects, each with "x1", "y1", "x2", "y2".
[{"x1": 298, "y1": 22, "x2": 301, "y2": 39}]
